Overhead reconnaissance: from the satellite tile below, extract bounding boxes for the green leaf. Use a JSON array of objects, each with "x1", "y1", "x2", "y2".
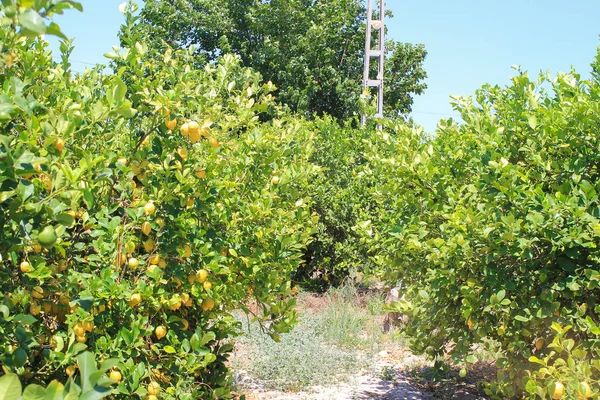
[
  {"x1": 45, "y1": 380, "x2": 65, "y2": 400},
  {"x1": 111, "y1": 78, "x2": 127, "y2": 106},
  {"x1": 496, "y1": 290, "x2": 505, "y2": 301},
  {"x1": 0, "y1": 374, "x2": 22, "y2": 400},
  {"x1": 525, "y1": 379, "x2": 537, "y2": 394},
  {"x1": 18, "y1": 9, "x2": 46, "y2": 36},
  {"x1": 13, "y1": 314, "x2": 37, "y2": 325},
  {"x1": 163, "y1": 346, "x2": 176, "y2": 354},
  {"x1": 76, "y1": 352, "x2": 98, "y2": 394},
  {"x1": 21, "y1": 384, "x2": 46, "y2": 400},
  {"x1": 465, "y1": 355, "x2": 477, "y2": 364},
  {"x1": 82, "y1": 188, "x2": 94, "y2": 209},
  {"x1": 200, "y1": 331, "x2": 216, "y2": 346},
  {"x1": 514, "y1": 314, "x2": 530, "y2": 322},
  {"x1": 79, "y1": 385, "x2": 113, "y2": 400},
  {"x1": 17, "y1": 180, "x2": 34, "y2": 202},
  {"x1": 45, "y1": 22, "x2": 67, "y2": 40},
  {"x1": 56, "y1": 213, "x2": 75, "y2": 227}
]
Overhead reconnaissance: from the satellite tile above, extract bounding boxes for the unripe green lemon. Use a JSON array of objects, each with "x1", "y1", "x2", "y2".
[{"x1": 38, "y1": 226, "x2": 57, "y2": 248}]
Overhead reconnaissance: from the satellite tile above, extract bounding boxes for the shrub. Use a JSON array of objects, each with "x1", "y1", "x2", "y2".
[
  {"x1": 295, "y1": 116, "x2": 379, "y2": 289},
  {"x1": 360, "y1": 52, "x2": 600, "y2": 398},
  {"x1": 0, "y1": 2, "x2": 317, "y2": 398}
]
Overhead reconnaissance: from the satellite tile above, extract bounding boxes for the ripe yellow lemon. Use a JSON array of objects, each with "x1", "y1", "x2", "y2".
[
  {"x1": 195, "y1": 168, "x2": 206, "y2": 179},
  {"x1": 203, "y1": 281, "x2": 212, "y2": 290},
  {"x1": 144, "y1": 202, "x2": 156, "y2": 216},
  {"x1": 189, "y1": 129, "x2": 201, "y2": 143},
  {"x1": 20, "y1": 261, "x2": 33, "y2": 273},
  {"x1": 144, "y1": 238, "x2": 156, "y2": 253},
  {"x1": 188, "y1": 121, "x2": 199, "y2": 134},
  {"x1": 553, "y1": 382, "x2": 565, "y2": 399},
  {"x1": 155, "y1": 325, "x2": 167, "y2": 340},
  {"x1": 148, "y1": 381, "x2": 161, "y2": 395},
  {"x1": 201, "y1": 297, "x2": 215, "y2": 311},
  {"x1": 83, "y1": 321, "x2": 94, "y2": 332},
  {"x1": 125, "y1": 241, "x2": 136, "y2": 254},
  {"x1": 209, "y1": 137, "x2": 220, "y2": 148},
  {"x1": 182, "y1": 244, "x2": 192, "y2": 258},
  {"x1": 177, "y1": 147, "x2": 188, "y2": 161},
  {"x1": 110, "y1": 370, "x2": 122, "y2": 382},
  {"x1": 271, "y1": 175, "x2": 280, "y2": 185},
  {"x1": 166, "y1": 119, "x2": 177, "y2": 131},
  {"x1": 128, "y1": 257, "x2": 139, "y2": 269},
  {"x1": 196, "y1": 269, "x2": 208, "y2": 283},
  {"x1": 577, "y1": 382, "x2": 592, "y2": 399},
  {"x1": 180, "y1": 122, "x2": 189, "y2": 136},
  {"x1": 30, "y1": 302, "x2": 41, "y2": 315},
  {"x1": 73, "y1": 323, "x2": 85, "y2": 336},
  {"x1": 55, "y1": 137, "x2": 65, "y2": 152},
  {"x1": 148, "y1": 254, "x2": 160, "y2": 265},
  {"x1": 142, "y1": 221, "x2": 152, "y2": 235},
  {"x1": 66, "y1": 365, "x2": 76, "y2": 376},
  {"x1": 129, "y1": 293, "x2": 142, "y2": 307}
]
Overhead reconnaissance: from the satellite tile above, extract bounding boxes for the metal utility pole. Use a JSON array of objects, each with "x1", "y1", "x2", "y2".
[{"x1": 361, "y1": 0, "x2": 385, "y2": 127}]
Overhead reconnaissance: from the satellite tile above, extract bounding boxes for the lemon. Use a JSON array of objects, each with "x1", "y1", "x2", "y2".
[
  {"x1": 142, "y1": 221, "x2": 152, "y2": 235},
  {"x1": 155, "y1": 325, "x2": 167, "y2": 340},
  {"x1": 201, "y1": 298, "x2": 215, "y2": 311},
  {"x1": 128, "y1": 257, "x2": 139, "y2": 269},
  {"x1": 129, "y1": 293, "x2": 142, "y2": 307},
  {"x1": 20, "y1": 261, "x2": 32, "y2": 273},
  {"x1": 55, "y1": 137, "x2": 65, "y2": 152},
  {"x1": 553, "y1": 382, "x2": 565, "y2": 399},
  {"x1": 144, "y1": 202, "x2": 156, "y2": 216},
  {"x1": 38, "y1": 226, "x2": 57, "y2": 248},
  {"x1": 195, "y1": 168, "x2": 206, "y2": 179},
  {"x1": 180, "y1": 122, "x2": 190, "y2": 136},
  {"x1": 209, "y1": 137, "x2": 220, "y2": 148},
  {"x1": 196, "y1": 269, "x2": 208, "y2": 283},
  {"x1": 148, "y1": 381, "x2": 161, "y2": 395},
  {"x1": 166, "y1": 119, "x2": 177, "y2": 131},
  {"x1": 110, "y1": 370, "x2": 122, "y2": 382}
]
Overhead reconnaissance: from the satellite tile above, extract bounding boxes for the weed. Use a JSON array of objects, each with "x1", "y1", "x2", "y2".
[{"x1": 234, "y1": 312, "x2": 366, "y2": 391}]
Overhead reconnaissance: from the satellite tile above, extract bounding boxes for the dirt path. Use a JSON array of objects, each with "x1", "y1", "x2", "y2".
[
  {"x1": 231, "y1": 291, "x2": 490, "y2": 400},
  {"x1": 233, "y1": 346, "x2": 437, "y2": 399}
]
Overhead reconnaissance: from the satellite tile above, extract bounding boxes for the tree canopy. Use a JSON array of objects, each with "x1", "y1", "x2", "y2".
[{"x1": 132, "y1": 0, "x2": 428, "y2": 120}]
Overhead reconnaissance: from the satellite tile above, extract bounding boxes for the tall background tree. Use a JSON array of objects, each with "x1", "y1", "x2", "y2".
[{"x1": 132, "y1": 0, "x2": 428, "y2": 120}]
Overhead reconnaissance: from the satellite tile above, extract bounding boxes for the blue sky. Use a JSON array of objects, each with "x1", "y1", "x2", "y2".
[{"x1": 48, "y1": 1, "x2": 600, "y2": 132}]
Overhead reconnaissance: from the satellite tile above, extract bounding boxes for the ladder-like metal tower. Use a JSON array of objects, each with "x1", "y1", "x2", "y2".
[{"x1": 362, "y1": 0, "x2": 385, "y2": 126}]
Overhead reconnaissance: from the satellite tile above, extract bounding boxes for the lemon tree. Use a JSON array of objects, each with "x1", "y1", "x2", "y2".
[
  {"x1": 0, "y1": 1, "x2": 318, "y2": 398},
  {"x1": 359, "y1": 54, "x2": 600, "y2": 398}
]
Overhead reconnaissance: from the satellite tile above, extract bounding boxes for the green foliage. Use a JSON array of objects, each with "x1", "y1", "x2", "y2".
[
  {"x1": 134, "y1": 0, "x2": 427, "y2": 120},
  {"x1": 295, "y1": 116, "x2": 379, "y2": 287},
  {"x1": 359, "y1": 52, "x2": 600, "y2": 397},
  {"x1": 0, "y1": 2, "x2": 320, "y2": 398},
  {"x1": 0, "y1": 352, "x2": 117, "y2": 400}
]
